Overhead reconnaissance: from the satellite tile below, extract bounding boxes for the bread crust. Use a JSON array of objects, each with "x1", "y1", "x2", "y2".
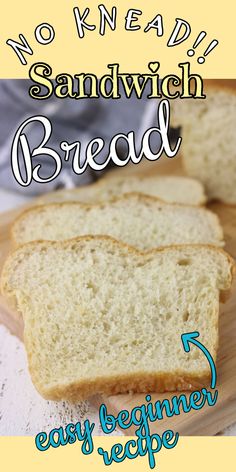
[
  {"x1": 34, "y1": 175, "x2": 207, "y2": 207},
  {"x1": 1, "y1": 235, "x2": 234, "y2": 400},
  {"x1": 35, "y1": 370, "x2": 211, "y2": 402},
  {"x1": 203, "y1": 79, "x2": 236, "y2": 96},
  {"x1": 11, "y1": 192, "x2": 219, "y2": 247}
]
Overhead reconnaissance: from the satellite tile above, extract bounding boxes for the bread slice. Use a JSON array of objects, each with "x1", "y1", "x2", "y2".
[
  {"x1": 171, "y1": 80, "x2": 236, "y2": 204},
  {"x1": 1, "y1": 236, "x2": 234, "y2": 401},
  {"x1": 12, "y1": 194, "x2": 223, "y2": 249},
  {"x1": 36, "y1": 175, "x2": 206, "y2": 206}
]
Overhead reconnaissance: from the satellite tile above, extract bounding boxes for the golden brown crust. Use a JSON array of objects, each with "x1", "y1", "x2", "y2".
[
  {"x1": 203, "y1": 79, "x2": 236, "y2": 95},
  {"x1": 208, "y1": 197, "x2": 236, "y2": 208},
  {"x1": 32, "y1": 370, "x2": 211, "y2": 402},
  {"x1": 4, "y1": 233, "x2": 235, "y2": 267}
]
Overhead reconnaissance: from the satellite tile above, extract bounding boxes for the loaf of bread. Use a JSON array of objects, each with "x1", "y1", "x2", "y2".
[
  {"x1": 12, "y1": 194, "x2": 223, "y2": 249},
  {"x1": 171, "y1": 80, "x2": 236, "y2": 204},
  {"x1": 36, "y1": 175, "x2": 206, "y2": 206},
  {"x1": 1, "y1": 237, "x2": 234, "y2": 400}
]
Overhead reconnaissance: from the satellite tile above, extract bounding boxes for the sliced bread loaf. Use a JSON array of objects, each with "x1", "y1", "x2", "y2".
[
  {"x1": 36, "y1": 175, "x2": 206, "y2": 206},
  {"x1": 12, "y1": 194, "x2": 223, "y2": 249},
  {"x1": 171, "y1": 80, "x2": 236, "y2": 204},
  {"x1": 1, "y1": 236, "x2": 234, "y2": 400}
]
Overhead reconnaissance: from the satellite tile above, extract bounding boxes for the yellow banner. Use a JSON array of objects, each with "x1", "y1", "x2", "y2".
[
  {"x1": 0, "y1": 0, "x2": 235, "y2": 78},
  {"x1": 0, "y1": 437, "x2": 236, "y2": 471}
]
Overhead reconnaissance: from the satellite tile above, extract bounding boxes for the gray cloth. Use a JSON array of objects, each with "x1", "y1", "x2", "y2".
[{"x1": 0, "y1": 80, "x2": 160, "y2": 195}]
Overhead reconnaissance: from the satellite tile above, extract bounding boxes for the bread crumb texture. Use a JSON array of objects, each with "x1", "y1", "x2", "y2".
[
  {"x1": 12, "y1": 194, "x2": 223, "y2": 249},
  {"x1": 36, "y1": 175, "x2": 206, "y2": 206},
  {"x1": 1, "y1": 237, "x2": 234, "y2": 401},
  {"x1": 171, "y1": 84, "x2": 236, "y2": 204}
]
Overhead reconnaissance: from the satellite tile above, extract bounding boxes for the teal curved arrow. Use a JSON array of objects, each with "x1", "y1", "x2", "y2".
[{"x1": 181, "y1": 331, "x2": 217, "y2": 389}]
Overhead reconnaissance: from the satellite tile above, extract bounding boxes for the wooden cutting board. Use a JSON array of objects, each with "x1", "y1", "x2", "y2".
[{"x1": 1, "y1": 156, "x2": 236, "y2": 436}]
